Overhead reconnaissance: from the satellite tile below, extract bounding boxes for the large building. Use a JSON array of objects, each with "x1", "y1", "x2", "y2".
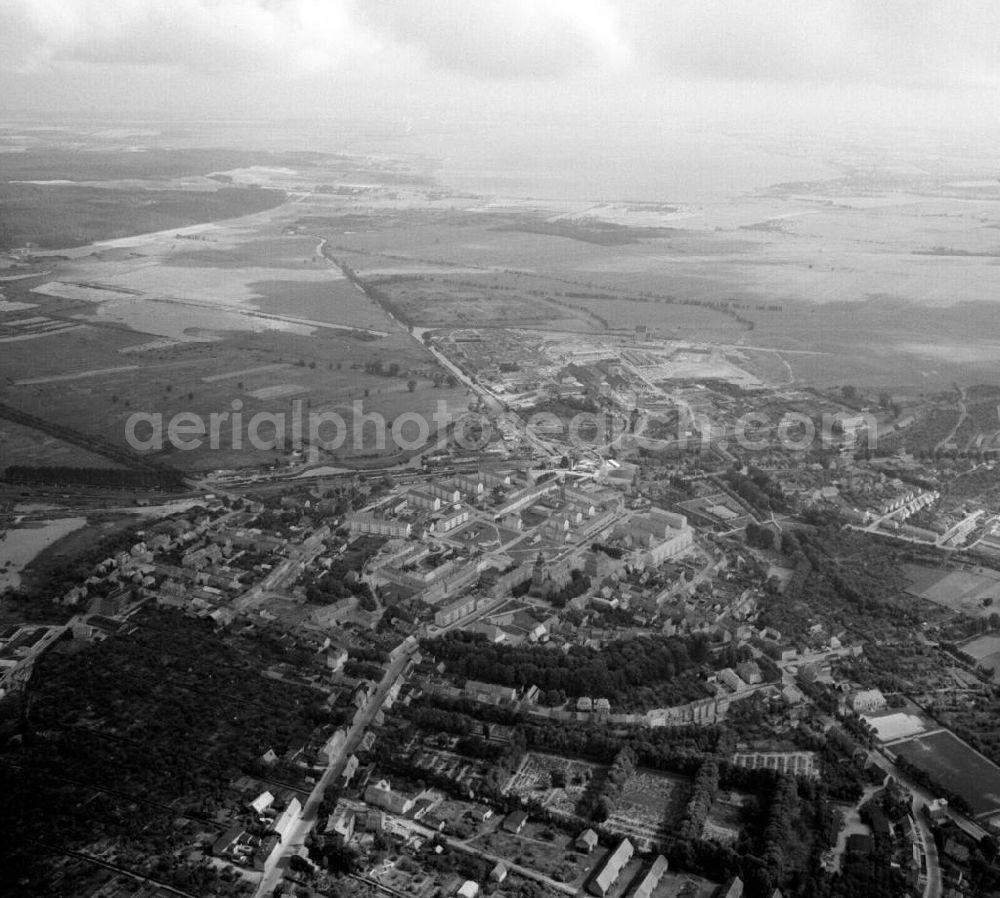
[
  {"x1": 718, "y1": 668, "x2": 749, "y2": 693},
  {"x1": 432, "y1": 506, "x2": 471, "y2": 534},
  {"x1": 588, "y1": 838, "x2": 634, "y2": 896},
  {"x1": 346, "y1": 512, "x2": 411, "y2": 539},
  {"x1": 433, "y1": 593, "x2": 504, "y2": 627},
  {"x1": 364, "y1": 779, "x2": 414, "y2": 815},
  {"x1": 614, "y1": 509, "x2": 693, "y2": 565},
  {"x1": 529, "y1": 552, "x2": 582, "y2": 599},
  {"x1": 850, "y1": 688, "x2": 887, "y2": 714},
  {"x1": 407, "y1": 488, "x2": 442, "y2": 512},
  {"x1": 465, "y1": 679, "x2": 518, "y2": 704},
  {"x1": 736, "y1": 660, "x2": 762, "y2": 685}
]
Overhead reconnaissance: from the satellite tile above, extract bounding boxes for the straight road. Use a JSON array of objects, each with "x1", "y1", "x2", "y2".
[{"x1": 253, "y1": 643, "x2": 417, "y2": 898}]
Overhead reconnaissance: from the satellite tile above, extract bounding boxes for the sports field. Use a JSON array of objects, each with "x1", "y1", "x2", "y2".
[{"x1": 893, "y1": 729, "x2": 1000, "y2": 817}]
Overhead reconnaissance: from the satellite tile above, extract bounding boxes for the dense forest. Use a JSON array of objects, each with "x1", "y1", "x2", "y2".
[{"x1": 0, "y1": 607, "x2": 323, "y2": 897}]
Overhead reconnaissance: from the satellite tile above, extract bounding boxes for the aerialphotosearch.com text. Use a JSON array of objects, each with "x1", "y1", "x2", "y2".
[{"x1": 124, "y1": 399, "x2": 879, "y2": 460}]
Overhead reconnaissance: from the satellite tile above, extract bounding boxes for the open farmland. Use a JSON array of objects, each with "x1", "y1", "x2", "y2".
[
  {"x1": 959, "y1": 633, "x2": 1000, "y2": 680},
  {"x1": 0, "y1": 181, "x2": 286, "y2": 250},
  {"x1": 2, "y1": 326, "x2": 470, "y2": 471},
  {"x1": 9, "y1": 129, "x2": 1000, "y2": 488},
  {"x1": 0, "y1": 419, "x2": 124, "y2": 470},
  {"x1": 300, "y1": 173, "x2": 1000, "y2": 388},
  {"x1": 903, "y1": 564, "x2": 1000, "y2": 617},
  {"x1": 892, "y1": 729, "x2": 1000, "y2": 817},
  {"x1": 0, "y1": 185, "x2": 476, "y2": 472}
]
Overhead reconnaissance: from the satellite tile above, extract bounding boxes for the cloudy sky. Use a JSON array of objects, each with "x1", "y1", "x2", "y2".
[{"x1": 2, "y1": 0, "x2": 1000, "y2": 137}]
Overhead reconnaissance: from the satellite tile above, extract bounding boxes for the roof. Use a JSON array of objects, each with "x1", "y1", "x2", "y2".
[
  {"x1": 503, "y1": 810, "x2": 528, "y2": 832},
  {"x1": 847, "y1": 833, "x2": 873, "y2": 855},
  {"x1": 944, "y1": 838, "x2": 971, "y2": 864},
  {"x1": 630, "y1": 855, "x2": 668, "y2": 898},
  {"x1": 718, "y1": 877, "x2": 744, "y2": 898},
  {"x1": 592, "y1": 838, "x2": 633, "y2": 895},
  {"x1": 212, "y1": 824, "x2": 244, "y2": 855}
]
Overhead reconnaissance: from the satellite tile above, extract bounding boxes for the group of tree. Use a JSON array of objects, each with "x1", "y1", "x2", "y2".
[
  {"x1": 672, "y1": 759, "x2": 719, "y2": 843},
  {"x1": 424, "y1": 630, "x2": 712, "y2": 706},
  {"x1": 4, "y1": 464, "x2": 185, "y2": 491},
  {"x1": 303, "y1": 563, "x2": 375, "y2": 607},
  {"x1": 893, "y1": 753, "x2": 973, "y2": 816},
  {"x1": 724, "y1": 466, "x2": 787, "y2": 514},
  {"x1": 1, "y1": 606, "x2": 321, "y2": 896},
  {"x1": 745, "y1": 520, "x2": 778, "y2": 550}
]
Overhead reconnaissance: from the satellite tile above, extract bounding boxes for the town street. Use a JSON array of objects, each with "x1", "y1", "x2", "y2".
[{"x1": 253, "y1": 642, "x2": 417, "y2": 898}]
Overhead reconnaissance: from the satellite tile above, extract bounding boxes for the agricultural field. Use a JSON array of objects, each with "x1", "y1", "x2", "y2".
[
  {"x1": 0, "y1": 210, "x2": 472, "y2": 472},
  {"x1": 0, "y1": 419, "x2": 124, "y2": 470},
  {"x1": 0, "y1": 181, "x2": 287, "y2": 250},
  {"x1": 903, "y1": 564, "x2": 1000, "y2": 617},
  {"x1": 892, "y1": 729, "x2": 1000, "y2": 817},
  {"x1": 958, "y1": 633, "x2": 1000, "y2": 681},
  {"x1": 306, "y1": 181, "x2": 1000, "y2": 389},
  {"x1": 8, "y1": 130, "x2": 1000, "y2": 489}
]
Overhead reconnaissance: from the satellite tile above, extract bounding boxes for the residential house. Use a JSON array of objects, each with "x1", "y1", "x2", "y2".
[
  {"x1": 575, "y1": 828, "x2": 599, "y2": 854},
  {"x1": 503, "y1": 810, "x2": 528, "y2": 834},
  {"x1": 364, "y1": 779, "x2": 415, "y2": 815}
]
